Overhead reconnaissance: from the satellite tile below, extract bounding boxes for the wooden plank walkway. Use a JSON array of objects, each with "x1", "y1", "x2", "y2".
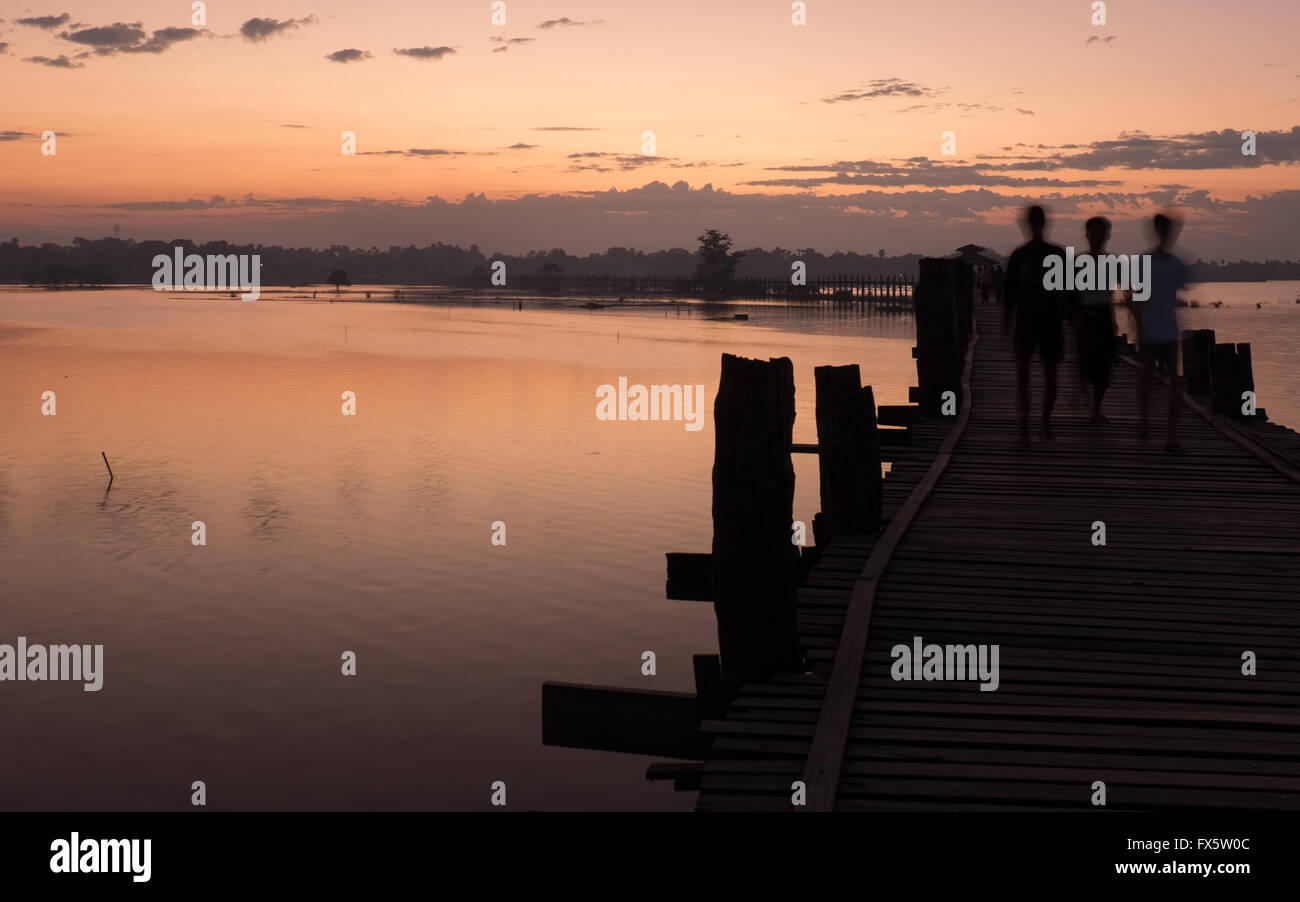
[{"x1": 699, "y1": 300, "x2": 1300, "y2": 811}]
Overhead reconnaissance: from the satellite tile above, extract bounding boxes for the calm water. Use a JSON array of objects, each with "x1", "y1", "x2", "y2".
[
  {"x1": 0, "y1": 286, "x2": 913, "y2": 811},
  {"x1": 2, "y1": 282, "x2": 1296, "y2": 811}
]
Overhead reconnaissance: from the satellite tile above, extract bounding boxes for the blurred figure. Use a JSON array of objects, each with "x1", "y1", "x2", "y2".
[
  {"x1": 1074, "y1": 217, "x2": 1117, "y2": 423},
  {"x1": 1128, "y1": 212, "x2": 1187, "y2": 453},
  {"x1": 1004, "y1": 205, "x2": 1071, "y2": 449},
  {"x1": 978, "y1": 268, "x2": 992, "y2": 305}
]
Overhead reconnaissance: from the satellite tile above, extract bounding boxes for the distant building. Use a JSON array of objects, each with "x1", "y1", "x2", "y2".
[{"x1": 949, "y1": 244, "x2": 1005, "y2": 267}]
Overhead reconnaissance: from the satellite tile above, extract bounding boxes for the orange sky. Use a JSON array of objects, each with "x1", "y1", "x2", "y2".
[{"x1": 2, "y1": 1, "x2": 1298, "y2": 255}]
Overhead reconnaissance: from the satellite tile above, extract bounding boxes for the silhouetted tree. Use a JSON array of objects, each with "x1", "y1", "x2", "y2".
[
  {"x1": 327, "y1": 269, "x2": 350, "y2": 292},
  {"x1": 695, "y1": 229, "x2": 745, "y2": 280}
]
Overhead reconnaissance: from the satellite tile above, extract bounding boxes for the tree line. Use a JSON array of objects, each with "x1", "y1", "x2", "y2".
[
  {"x1": 0, "y1": 235, "x2": 920, "y2": 287},
  {"x1": 0, "y1": 235, "x2": 1293, "y2": 286}
]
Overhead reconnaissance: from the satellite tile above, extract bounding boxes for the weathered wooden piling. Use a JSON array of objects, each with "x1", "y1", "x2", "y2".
[
  {"x1": 813, "y1": 364, "x2": 881, "y2": 539},
  {"x1": 711, "y1": 353, "x2": 801, "y2": 695},
  {"x1": 1210, "y1": 341, "x2": 1255, "y2": 418},
  {"x1": 692, "y1": 654, "x2": 726, "y2": 721},
  {"x1": 1237, "y1": 342, "x2": 1255, "y2": 415},
  {"x1": 912, "y1": 259, "x2": 965, "y2": 415},
  {"x1": 1181, "y1": 328, "x2": 1216, "y2": 395}
]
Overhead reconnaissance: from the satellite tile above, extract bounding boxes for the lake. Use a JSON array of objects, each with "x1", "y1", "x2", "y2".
[{"x1": 1, "y1": 281, "x2": 1296, "y2": 810}]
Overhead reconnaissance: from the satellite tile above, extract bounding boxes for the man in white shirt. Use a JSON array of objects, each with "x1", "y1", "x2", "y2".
[{"x1": 1127, "y1": 213, "x2": 1187, "y2": 453}]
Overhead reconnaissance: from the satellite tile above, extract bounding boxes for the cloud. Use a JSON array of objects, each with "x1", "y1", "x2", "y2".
[
  {"x1": 128, "y1": 26, "x2": 203, "y2": 54},
  {"x1": 105, "y1": 195, "x2": 229, "y2": 211},
  {"x1": 743, "y1": 127, "x2": 1299, "y2": 191},
  {"x1": 393, "y1": 45, "x2": 455, "y2": 60},
  {"x1": 566, "y1": 152, "x2": 678, "y2": 172},
  {"x1": 326, "y1": 48, "x2": 371, "y2": 63},
  {"x1": 24, "y1": 54, "x2": 83, "y2": 68},
  {"x1": 489, "y1": 36, "x2": 534, "y2": 52},
  {"x1": 747, "y1": 157, "x2": 1120, "y2": 189},
  {"x1": 895, "y1": 101, "x2": 1004, "y2": 116},
  {"x1": 60, "y1": 21, "x2": 146, "y2": 48},
  {"x1": 0, "y1": 42, "x2": 7, "y2": 54},
  {"x1": 1039, "y1": 127, "x2": 1300, "y2": 170},
  {"x1": 356, "y1": 148, "x2": 467, "y2": 157},
  {"x1": 508, "y1": 143, "x2": 539, "y2": 149},
  {"x1": 280, "y1": 123, "x2": 310, "y2": 129},
  {"x1": 532, "y1": 126, "x2": 600, "y2": 131},
  {"x1": 239, "y1": 16, "x2": 315, "y2": 41},
  {"x1": 823, "y1": 78, "x2": 935, "y2": 104},
  {"x1": 16, "y1": 13, "x2": 71, "y2": 29},
  {"x1": 51, "y1": 22, "x2": 203, "y2": 56},
  {"x1": 0, "y1": 130, "x2": 35, "y2": 141},
  {"x1": 38, "y1": 181, "x2": 1300, "y2": 261},
  {"x1": 537, "y1": 18, "x2": 600, "y2": 29}
]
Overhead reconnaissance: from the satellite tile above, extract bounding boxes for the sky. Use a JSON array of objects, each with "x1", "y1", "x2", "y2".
[{"x1": 1, "y1": 0, "x2": 1298, "y2": 258}]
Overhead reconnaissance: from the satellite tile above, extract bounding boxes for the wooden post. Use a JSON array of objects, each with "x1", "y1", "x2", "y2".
[
  {"x1": 1210, "y1": 343, "x2": 1239, "y2": 416},
  {"x1": 1236, "y1": 343, "x2": 1254, "y2": 418},
  {"x1": 954, "y1": 262, "x2": 974, "y2": 369},
  {"x1": 1181, "y1": 329, "x2": 1215, "y2": 395},
  {"x1": 814, "y1": 364, "x2": 881, "y2": 538},
  {"x1": 693, "y1": 654, "x2": 726, "y2": 721},
  {"x1": 913, "y1": 258, "x2": 963, "y2": 416},
  {"x1": 711, "y1": 353, "x2": 801, "y2": 696}
]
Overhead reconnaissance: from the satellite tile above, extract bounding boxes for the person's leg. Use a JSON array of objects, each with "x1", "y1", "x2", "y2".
[
  {"x1": 1093, "y1": 373, "x2": 1108, "y2": 421},
  {"x1": 1073, "y1": 323, "x2": 1089, "y2": 411},
  {"x1": 1138, "y1": 354, "x2": 1152, "y2": 439},
  {"x1": 1040, "y1": 323, "x2": 1062, "y2": 438},
  {"x1": 1091, "y1": 315, "x2": 1111, "y2": 421},
  {"x1": 1015, "y1": 350, "x2": 1032, "y2": 448},
  {"x1": 1042, "y1": 362, "x2": 1058, "y2": 438},
  {"x1": 1166, "y1": 347, "x2": 1183, "y2": 451}
]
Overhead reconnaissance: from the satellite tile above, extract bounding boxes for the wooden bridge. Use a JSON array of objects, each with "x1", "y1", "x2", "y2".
[{"x1": 543, "y1": 257, "x2": 1300, "y2": 811}]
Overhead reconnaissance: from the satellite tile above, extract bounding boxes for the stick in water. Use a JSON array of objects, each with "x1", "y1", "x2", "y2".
[{"x1": 102, "y1": 451, "x2": 113, "y2": 491}]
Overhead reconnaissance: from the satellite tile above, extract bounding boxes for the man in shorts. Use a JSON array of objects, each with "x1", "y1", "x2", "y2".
[
  {"x1": 1004, "y1": 205, "x2": 1071, "y2": 449},
  {"x1": 1128, "y1": 212, "x2": 1187, "y2": 453}
]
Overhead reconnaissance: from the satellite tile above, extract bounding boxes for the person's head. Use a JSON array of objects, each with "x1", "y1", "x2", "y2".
[
  {"x1": 1084, "y1": 216, "x2": 1111, "y2": 250},
  {"x1": 1151, "y1": 212, "x2": 1182, "y2": 250},
  {"x1": 1024, "y1": 205, "x2": 1046, "y2": 239}
]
